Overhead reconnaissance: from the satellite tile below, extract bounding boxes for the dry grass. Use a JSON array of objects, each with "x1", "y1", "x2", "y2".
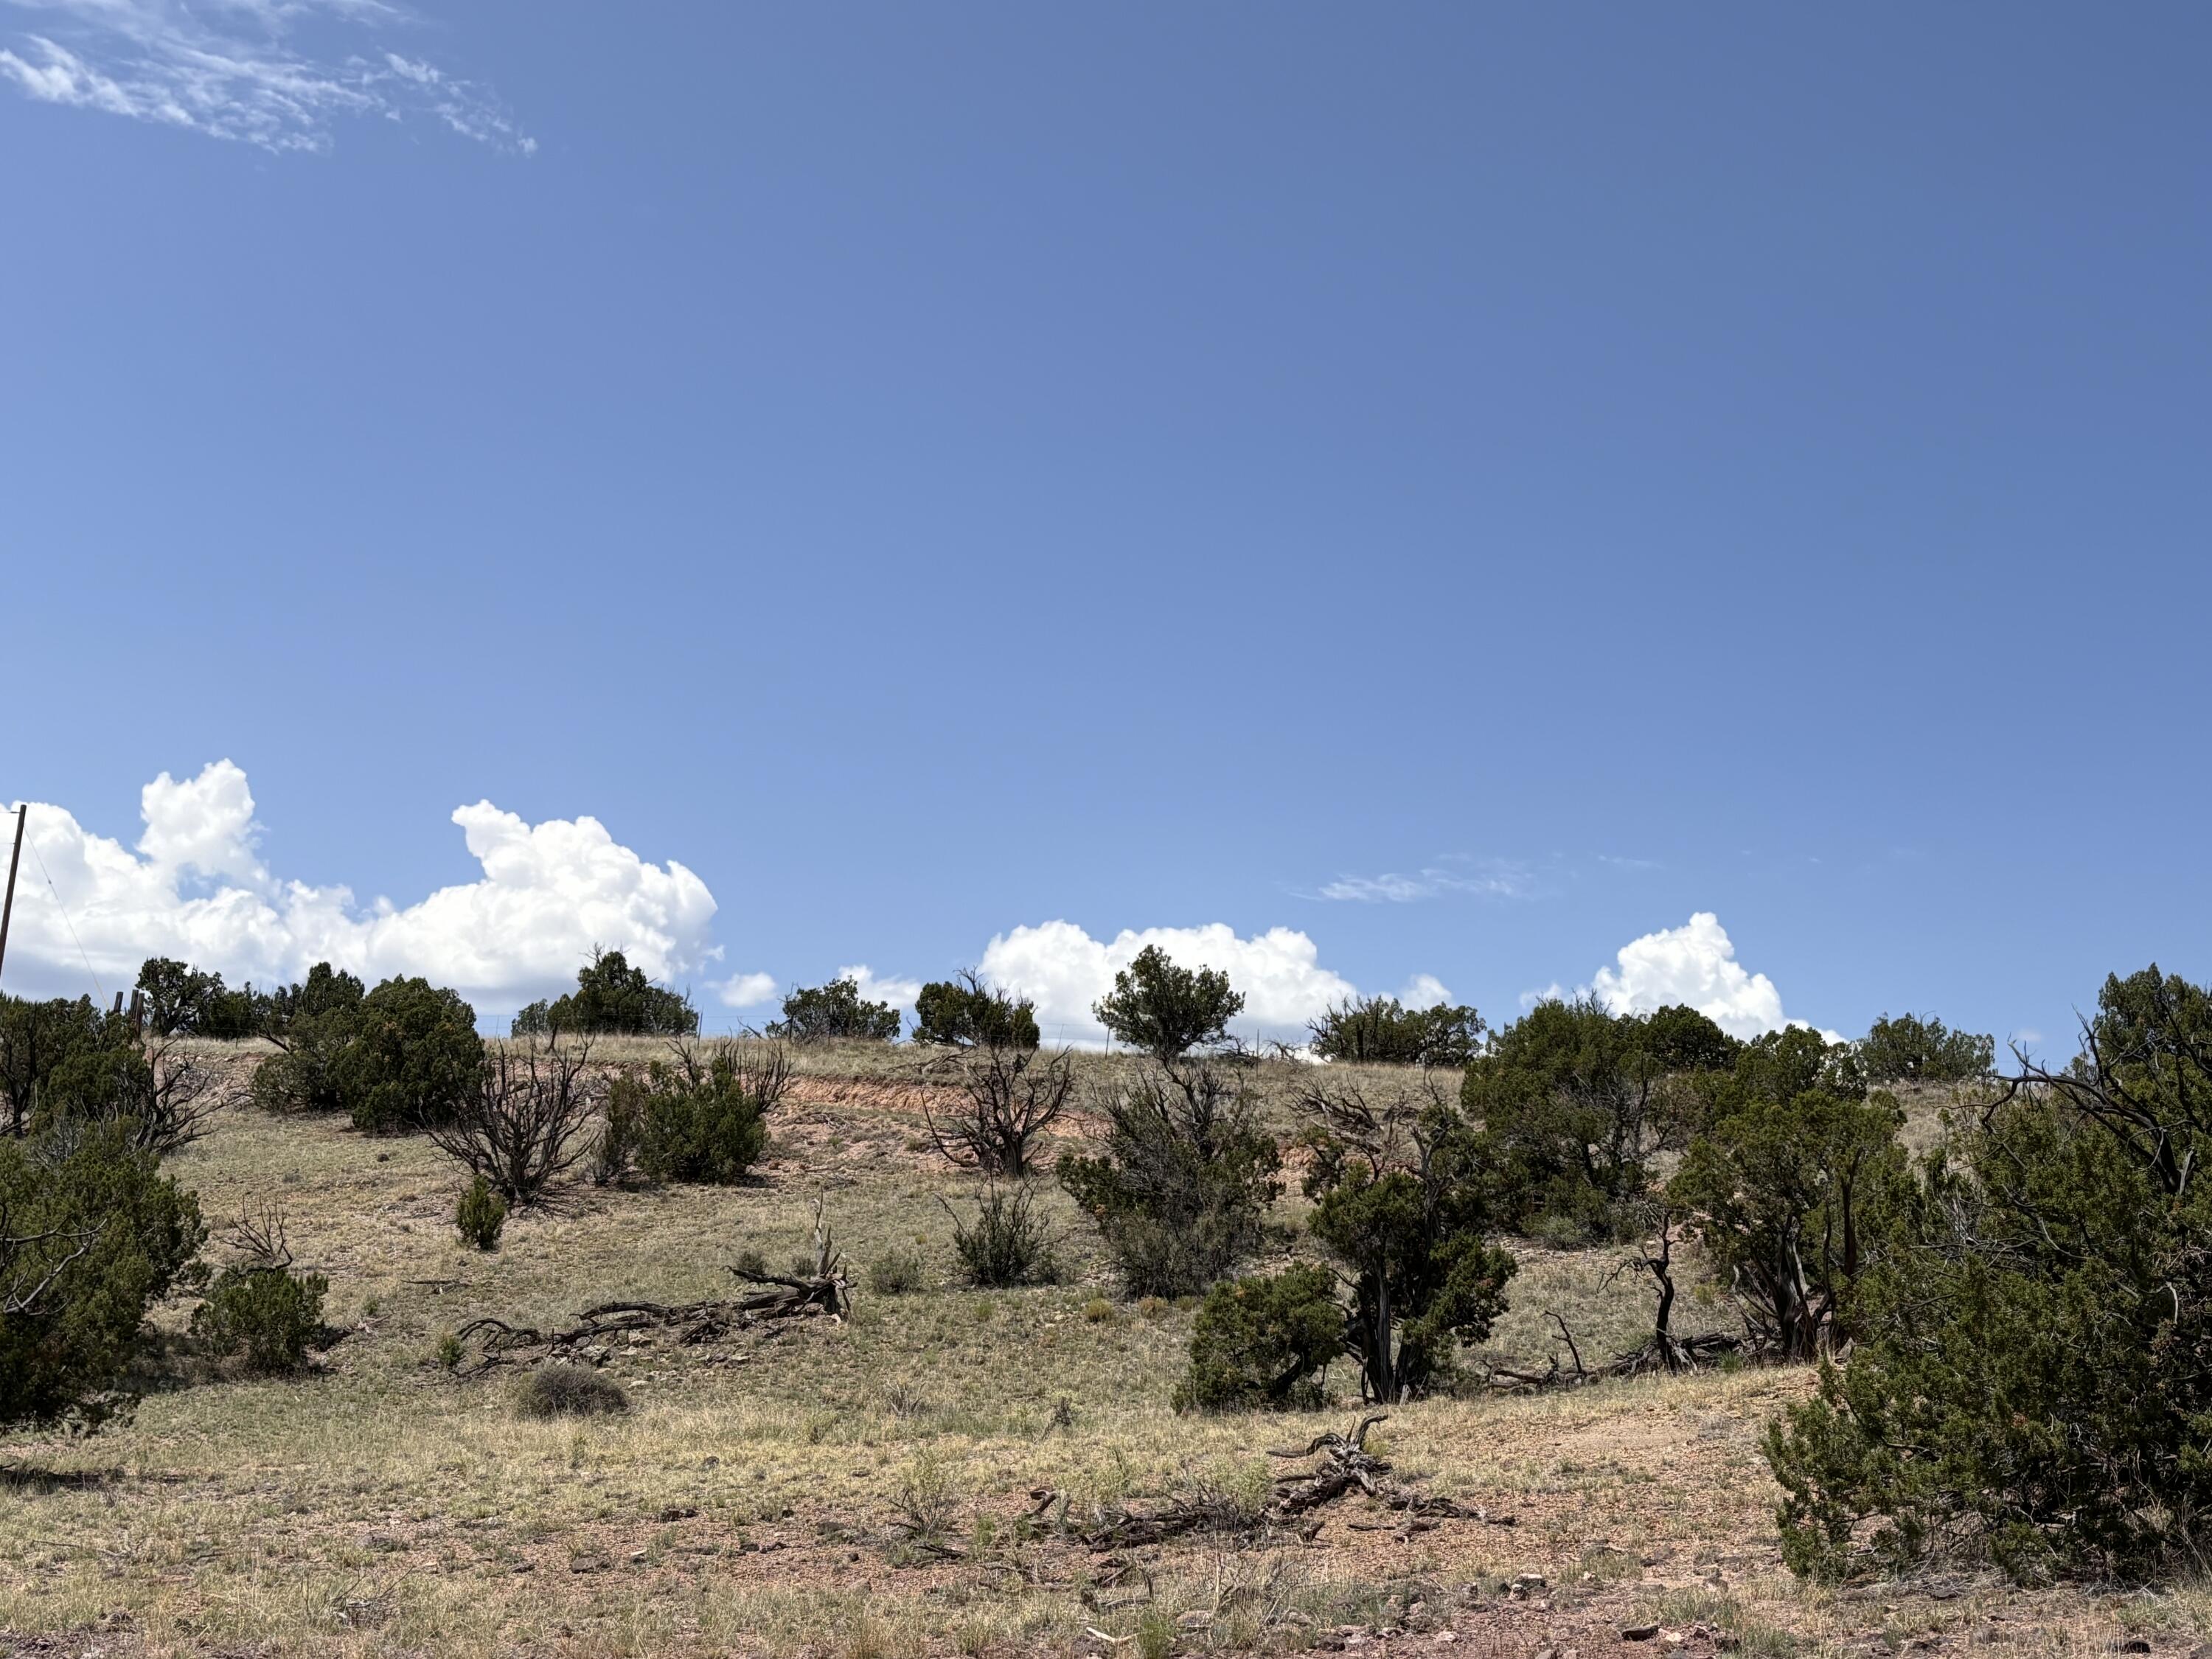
[{"x1": 0, "y1": 1053, "x2": 2188, "y2": 1658}]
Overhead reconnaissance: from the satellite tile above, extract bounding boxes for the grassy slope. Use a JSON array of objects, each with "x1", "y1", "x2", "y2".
[{"x1": 0, "y1": 1053, "x2": 2191, "y2": 1659}]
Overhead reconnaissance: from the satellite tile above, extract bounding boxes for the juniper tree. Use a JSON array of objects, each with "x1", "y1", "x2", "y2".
[
  {"x1": 1093, "y1": 945, "x2": 1242, "y2": 1060},
  {"x1": 1765, "y1": 966, "x2": 2212, "y2": 1585}
]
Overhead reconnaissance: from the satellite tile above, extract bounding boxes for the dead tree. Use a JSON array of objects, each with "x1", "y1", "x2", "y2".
[
  {"x1": 225, "y1": 1206, "x2": 296, "y2": 1272},
  {"x1": 1068, "y1": 1413, "x2": 1514, "y2": 1547},
  {"x1": 922, "y1": 1040, "x2": 1074, "y2": 1177},
  {"x1": 98, "y1": 1036, "x2": 228, "y2": 1157},
  {"x1": 427, "y1": 1034, "x2": 598, "y2": 1206},
  {"x1": 730, "y1": 1189, "x2": 852, "y2": 1317},
  {"x1": 1478, "y1": 1211, "x2": 1746, "y2": 1391},
  {"x1": 452, "y1": 1192, "x2": 851, "y2": 1375},
  {"x1": 0, "y1": 1211, "x2": 103, "y2": 1316}
]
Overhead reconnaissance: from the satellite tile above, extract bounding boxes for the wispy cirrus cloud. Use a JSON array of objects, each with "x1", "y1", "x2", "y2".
[
  {"x1": 0, "y1": 0, "x2": 532, "y2": 153},
  {"x1": 1312, "y1": 862, "x2": 1534, "y2": 903}
]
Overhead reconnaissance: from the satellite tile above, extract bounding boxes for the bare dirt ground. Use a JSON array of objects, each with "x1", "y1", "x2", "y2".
[{"x1": 0, "y1": 1051, "x2": 2197, "y2": 1658}]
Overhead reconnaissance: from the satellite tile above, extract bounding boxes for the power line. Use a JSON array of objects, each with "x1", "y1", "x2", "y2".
[{"x1": 24, "y1": 836, "x2": 105, "y2": 1006}]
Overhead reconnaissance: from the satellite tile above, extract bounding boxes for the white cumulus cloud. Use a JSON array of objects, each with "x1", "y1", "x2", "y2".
[
  {"x1": 1583, "y1": 911, "x2": 1796, "y2": 1040},
  {"x1": 1397, "y1": 973, "x2": 1453, "y2": 1008},
  {"x1": 715, "y1": 972, "x2": 779, "y2": 1010},
  {"x1": 978, "y1": 920, "x2": 1359, "y2": 1046},
  {"x1": 0, "y1": 0, "x2": 532, "y2": 153},
  {"x1": 3, "y1": 761, "x2": 717, "y2": 1018},
  {"x1": 838, "y1": 964, "x2": 921, "y2": 1012}
]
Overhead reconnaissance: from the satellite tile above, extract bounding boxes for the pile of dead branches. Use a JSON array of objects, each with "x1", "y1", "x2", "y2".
[
  {"x1": 1059, "y1": 1415, "x2": 1514, "y2": 1548},
  {"x1": 1479, "y1": 1213, "x2": 1758, "y2": 1393},
  {"x1": 451, "y1": 1194, "x2": 852, "y2": 1377}
]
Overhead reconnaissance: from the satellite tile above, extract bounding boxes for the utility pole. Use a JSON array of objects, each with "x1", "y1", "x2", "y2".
[{"x1": 0, "y1": 804, "x2": 24, "y2": 992}]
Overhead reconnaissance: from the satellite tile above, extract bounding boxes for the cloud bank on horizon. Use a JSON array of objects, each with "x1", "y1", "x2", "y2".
[
  {"x1": 977, "y1": 919, "x2": 1363, "y2": 1047},
  {"x1": 2, "y1": 764, "x2": 1820, "y2": 1043},
  {"x1": 2, "y1": 761, "x2": 721, "y2": 1011},
  {"x1": 1533, "y1": 910, "x2": 1819, "y2": 1041},
  {"x1": 0, "y1": 0, "x2": 532, "y2": 153}
]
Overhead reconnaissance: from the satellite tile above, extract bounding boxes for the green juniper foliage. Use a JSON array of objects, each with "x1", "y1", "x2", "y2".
[
  {"x1": 768, "y1": 977, "x2": 903, "y2": 1043},
  {"x1": 248, "y1": 967, "x2": 481, "y2": 1135},
  {"x1": 1298, "y1": 1082, "x2": 1516, "y2": 1401},
  {"x1": 1307, "y1": 995, "x2": 1484, "y2": 1067},
  {"x1": 193, "y1": 1261, "x2": 328, "y2": 1374},
  {"x1": 133, "y1": 957, "x2": 269, "y2": 1039},
  {"x1": 1463, "y1": 997, "x2": 1732, "y2": 1237},
  {"x1": 1177, "y1": 1265, "x2": 1343, "y2": 1412},
  {"x1": 30, "y1": 1037, "x2": 220, "y2": 1158},
  {"x1": 189, "y1": 1211, "x2": 327, "y2": 1374},
  {"x1": 1856, "y1": 1011, "x2": 1995, "y2": 1085},
  {"x1": 1729, "y1": 1026, "x2": 1866, "y2": 1110},
  {"x1": 1059, "y1": 1059, "x2": 1281, "y2": 1298},
  {"x1": 512, "y1": 947, "x2": 698, "y2": 1038},
  {"x1": 609, "y1": 1040, "x2": 787, "y2": 1185},
  {"x1": 912, "y1": 971, "x2": 1041, "y2": 1050},
  {"x1": 1091, "y1": 945, "x2": 1243, "y2": 1060},
  {"x1": 0, "y1": 992, "x2": 115, "y2": 1138},
  {"x1": 338, "y1": 977, "x2": 484, "y2": 1135},
  {"x1": 248, "y1": 964, "x2": 367, "y2": 1117},
  {"x1": 455, "y1": 1175, "x2": 508, "y2": 1249},
  {"x1": 1669, "y1": 1089, "x2": 1909, "y2": 1360},
  {"x1": 1765, "y1": 966, "x2": 2212, "y2": 1585},
  {"x1": 0, "y1": 1122, "x2": 206, "y2": 1430}
]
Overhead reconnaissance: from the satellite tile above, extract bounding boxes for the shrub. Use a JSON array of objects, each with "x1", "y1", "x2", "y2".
[
  {"x1": 1176, "y1": 1265, "x2": 1343, "y2": 1412},
  {"x1": 427, "y1": 1037, "x2": 599, "y2": 1206},
  {"x1": 1059, "y1": 1060, "x2": 1281, "y2": 1297},
  {"x1": 513, "y1": 1363, "x2": 629, "y2": 1419},
  {"x1": 1857, "y1": 1012, "x2": 1994, "y2": 1085},
  {"x1": 32, "y1": 1037, "x2": 223, "y2": 1158},
  {"x1": 768, "y1": 978, "x2": 902, "y2": 1043},
  {"x1": 189, "y1": 1211, "x2": 326, "y2": 1374},
  {"x1": 0, "y1": 992, "x2": 112, "y2": 1137},
  {"x1": 1299, "y1": 1081, "x2": 1516, "y2": 1400},
  {"x1": 193, "y1": 1262, "x2": 328, "y2": 1374},
  {"x1": 944, "y1": 1183, "x2": 1060, "y2": 1287},
  {"x1": 455, "y1": 1176, "x2": 507, "y2": 1250},
  {"x1": 1463, "y1": 996, "x2": 1719, "y2": 1237},
  {"x1": 1669, "y1": 1091, "x2": 1909, "y2": 1360},
  {"x1": 338, "y1": 977, "x2": 484, "y2": 1134},
  {"x1": 591, "y1": 1084, "x2": 641, "y2": 1184},
  {"x1": 248, "y1": 964, "x2": 365, "y2": 1118},
  {"x1": 512, "y1": 948, "x2": 698, "y2": 1038},
  {"x1": 1765, "y1": 966, "x2": 2212, "y2": 1585},
  {"x1": 1092, "y1": 945, "x2": 1242, "y2": 1060},
  {"x1": 1732, "y1": 1026, "x2": 1865, "y2": 1108},
  {"x1": 614, "y1": 1040, "x2": 788, "y2": 1185},
  {"x1": 869, "y1": 1249, "x2": 927, "y2": 1295},
  {"x1": 924, "y1": 1040, "x2": 1075, "y2": 1177},
  {"x1": 0, "y1": 1122, "x2": 206, "y2": 1430},
  {"x1": 913, "y1": 972, "x2": 1040, "y2": 1050},
  {"x1": 265, "y1": 961, "x2": 368, "y2": 1033},
  {"x1": 1308, "y1": 995, "x2": 1485, "y2": 1067},
  {"x1": 133, "y1": 957, "x2": 268, "y2": 1039}
]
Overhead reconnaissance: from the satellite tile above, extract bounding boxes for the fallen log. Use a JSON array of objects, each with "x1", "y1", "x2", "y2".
[
  {"x1": 453, "y1": 1193, "x2": 852, "y2": 1375},
  {"x1": 1065, "y1": 1414, "x2": 1514, "y2": 1548}
]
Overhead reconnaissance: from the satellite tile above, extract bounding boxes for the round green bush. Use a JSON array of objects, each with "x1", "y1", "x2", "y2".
[
  {"x1": 1175, "y1": 1265, "x2": 1343, "y2": 1413},
  {"x1": 455, "y1": 1175, "x2": 507, "y2": 1251},
  {"x1": 192, "y1": 1264, "x2": 330, "y2": 1374},
  {"x1": 514, "y1": 1363, "x2": 629, "y2": 1419}
]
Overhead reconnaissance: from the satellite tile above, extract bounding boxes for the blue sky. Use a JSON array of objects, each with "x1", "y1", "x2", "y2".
[{"x1": 2, "y1": 3, "x2": 2207, "y2": 1050}]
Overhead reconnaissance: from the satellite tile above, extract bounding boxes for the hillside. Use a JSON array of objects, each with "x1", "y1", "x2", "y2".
[{"x1": 0, "y1": 1048, "x2": 2185, "y2": 1659}]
